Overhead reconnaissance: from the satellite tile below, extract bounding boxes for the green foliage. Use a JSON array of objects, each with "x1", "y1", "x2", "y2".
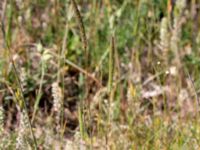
[{"x1": 0, "y1": 0, "x2": 200, "y2": 149}]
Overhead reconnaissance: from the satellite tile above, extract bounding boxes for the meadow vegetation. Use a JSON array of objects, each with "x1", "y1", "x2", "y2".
[{"x1": 0, "y1": 0, "x2": 200, "y2": 149}]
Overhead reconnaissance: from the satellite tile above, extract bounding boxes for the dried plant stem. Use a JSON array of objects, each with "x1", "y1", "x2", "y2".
[
  {"x1": 65, "y1": 59, "x2": 102, "y2": 87},
  {"x1": 185, "y1": 69, "x2": 199, "y2": 112},
  {"x1": 108, "y1": 36, "x2": 115, "y2": 93},
  {"x1": 105, "y1": 36, "x2": 116, "y2": 149},
  {"x1": 58, "y1": 24, "x2": 69, "y2": 136}
]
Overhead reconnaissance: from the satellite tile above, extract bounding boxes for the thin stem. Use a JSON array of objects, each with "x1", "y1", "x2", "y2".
[{"x1": 0, "y1": 1, "x2": 38, "y2": 149}]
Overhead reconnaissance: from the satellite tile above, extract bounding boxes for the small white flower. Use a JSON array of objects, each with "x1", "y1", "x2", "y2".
[
  {"x1": 36, "y1": 43, "x2": 43, "y2": 53},
  {"x1": 169, "y1": 66, "x2": 177, "y2": 76}
]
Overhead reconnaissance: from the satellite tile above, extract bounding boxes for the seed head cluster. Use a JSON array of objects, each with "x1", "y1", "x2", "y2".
[
  {"x1": 20, "y1": 67, "x2": 28, "y2": 93},
  {"x1": 160, "y1": 17, "x2": 169, "y2": 52},
  {"x1": 16, "y1": 109, "x2": 29, "y2": 150},
  {"x1": 52, "y1": 82, "x2": 63, "y2": 130}
]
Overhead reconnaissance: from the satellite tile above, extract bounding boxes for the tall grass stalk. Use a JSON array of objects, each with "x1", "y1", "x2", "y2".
[
  {"x1": 59, "y1": 24, "x2": 69, "y2": 138},
  {"x1": 71, "y1": 0, "x2": 87, "y2": 54},
  {"x1": 71, "y1": 0, "x2": 90, "y2": 144},
  {"x1": 0, "y1": 1, "x2": 37, "y2": 149},
  {"x1": 108, "y1": 36, "x2": 115, "y2": 93}
]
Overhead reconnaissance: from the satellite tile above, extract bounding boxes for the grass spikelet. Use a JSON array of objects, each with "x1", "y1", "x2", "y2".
[
  {"x1": 43, "y1": 125, "x2": 54, "y2": 149},
  {"x1": 71, "y1": 0, "x2": 87, "y2": 52},
  {"x1": 14, "y1": 89, "x2": 37, "y2": 149},
  {"x1": 16, "y1": 109, "x2": 29, "y2": 150},
  {"x1": 160, "y1": 17, "x2": 169, "y2": 52},
  {"x1": 170, "y1": 17, "x2": 181, "y2": 52},
  {"x1": 175, "y1": 0, "x2": 186, "y2": 15},
  {"x1": 20, "y1": 67, "x2": 27, "y2": 93},
  {"x1": 170, "y1": 0, "x2": 186, "y2": 66},
  {"x1": 52, "y1": 82, "x2": 63, "y2": 132}
]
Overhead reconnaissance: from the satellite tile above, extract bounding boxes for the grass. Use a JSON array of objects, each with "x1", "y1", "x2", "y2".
[{"x1": 0, "y1": 0, "x2": 200, "y2": 149}]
